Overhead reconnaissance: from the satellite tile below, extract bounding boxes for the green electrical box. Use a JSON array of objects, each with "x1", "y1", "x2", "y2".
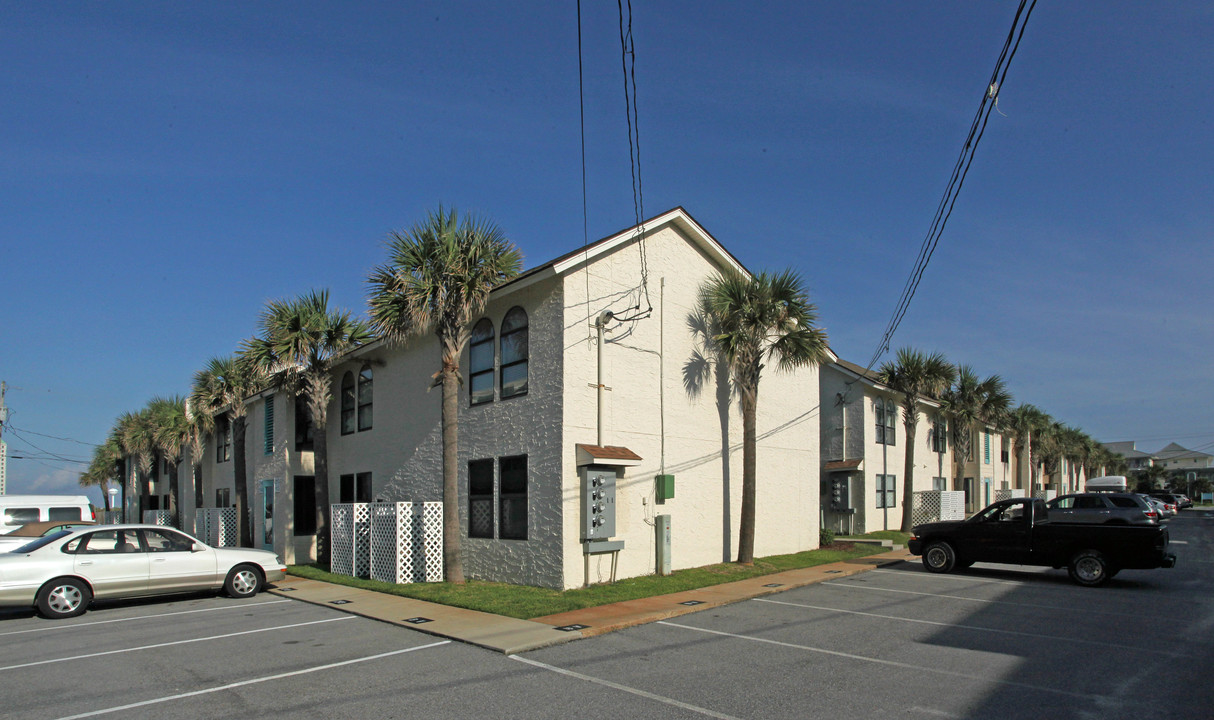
[{"x1": 655, "y1": 474, "x2": 675, "y2": 503}]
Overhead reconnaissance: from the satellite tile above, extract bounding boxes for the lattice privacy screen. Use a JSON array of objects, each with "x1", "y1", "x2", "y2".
[
  {"x1": 994, "y1": 488, "x2": 1027, "y2": 502},
  {"x1": 368, "y1": 502, "x2": 443, "y2": 584},
  {"x1": 142, "y1": 510, "x2": 175, "y2": 527},
  {"x1": 1034, "y1": 489, "x2": 1058, "y2": 501},
  {"x1": 912, "y1": 490, "x2": 966, "y2": 526},
  {"x1": 194, "y1": 508, "x2": 238, "y2": 547},
  {"x1": 331, "y1": 503, "x2": 372, "y2": 578},
  {"x1": 101, "y1": 510, "x2": 124, "y2": 524}
]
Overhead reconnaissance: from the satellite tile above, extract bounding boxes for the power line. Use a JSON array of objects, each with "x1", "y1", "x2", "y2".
[
  {"x1": 864, "y1": 0, "x2": 1038, "y2": 373},
  {"x1": 613, "y1": 0, "x2": 652, "y2": 322},
  {"x1": 6, "y1": 423, "x2": 99, "y2": 447}
]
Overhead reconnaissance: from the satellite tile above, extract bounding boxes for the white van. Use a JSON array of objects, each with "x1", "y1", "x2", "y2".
[
  {"x1": 1086, "y1": 475, "x2": 1129, "y2": 493},
  {"x1": 0, "y1": 495, "x2": 96, "y2": 534}
]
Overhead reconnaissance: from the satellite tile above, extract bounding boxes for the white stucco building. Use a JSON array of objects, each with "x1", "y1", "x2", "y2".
[{"x1": 194, "y1": 207, "x2": 825, "y2": 589}]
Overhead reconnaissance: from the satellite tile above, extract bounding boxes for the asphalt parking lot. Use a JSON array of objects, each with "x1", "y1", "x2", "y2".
[{"x1": 4, "y1": 512, "x2": 1212, "y2": 720}]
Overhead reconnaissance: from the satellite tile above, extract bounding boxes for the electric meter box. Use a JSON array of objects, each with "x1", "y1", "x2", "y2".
[
  {"x1": 581, "y1": 467, "x2": 617, "y2": 540},
  {"x1": 655, "y1": 474, "x2": 675, "y2": 503}
]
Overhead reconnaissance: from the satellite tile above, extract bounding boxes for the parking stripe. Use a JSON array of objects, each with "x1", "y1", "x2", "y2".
[
  {"x1": 52, "y1": 639, "x2": 451, "y2": 720},
  {"x1": 754, "y1": 597, "x2": 1190, "y2": 657},
  {"x1": 511, "y1": 656, "x2": 745, "y2": 720},
  {"x1": 657, "y1": 621, "x2": 1100, "y2": 700},
  {"x1": 0, "y1": 599, "x2": 292, "y2": 638},
  {"x1": 0, "y1": 616, "x2": 353, "y2": 671},
  {"x1": 820, "y1": 581, "x2": 1146, "y2": 618}
]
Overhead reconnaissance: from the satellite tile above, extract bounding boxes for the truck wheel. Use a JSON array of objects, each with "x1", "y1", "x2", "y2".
[
  {"x1": 1068, "y1": 550, "x2": 1110, "y2": 587},
  {"x1": 922, "y1": 542, "x2": 956, "y2": 573}
]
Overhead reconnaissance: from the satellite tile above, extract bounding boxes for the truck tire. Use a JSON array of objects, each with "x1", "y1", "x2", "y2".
[
  {"x1": 922, "y1": 542, "x2": 956, "y2": 573},
  {"x1": 1068, "y1": 550, "x2": 1110, "y2": 587}
]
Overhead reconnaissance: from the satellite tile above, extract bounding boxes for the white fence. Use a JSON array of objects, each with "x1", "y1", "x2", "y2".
[
  {"x1": 101, "y1": 510, "x2": 124, "y2": 524},
  {"x1": 195, "y1": 508, "x2": 239, "y2": 547},
  {"x1": 994, "y1": 488, "x2": 1027, "y2": 502},
  {"x1": 1034, "y1": 489, "x2": 1058, "y2": 501},
  {"x1": 912, "y1": 491, "x2": 966, "y2": 526},
  {"x1": 142, "y1": 510, "x2": 175, "y2": 527},
  {"x1": 332, "y1": 502, "x2": 443, "y2": 583}
]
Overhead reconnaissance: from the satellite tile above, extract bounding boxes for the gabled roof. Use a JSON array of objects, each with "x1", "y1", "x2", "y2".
[
  {"x1": 492, "y1": 206, "x2": 749, "y2": 297},
  {"x1": 1156, "y1": 443, "x2": 1212, "y2": 459},
  {"x1": 826, "y1": 357, "x2": 944, "y2": 409}
]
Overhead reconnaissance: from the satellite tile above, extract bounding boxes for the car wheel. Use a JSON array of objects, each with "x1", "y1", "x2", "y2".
[
  {"x1": 36, "y1": 577, "x2": 92, "y2": 619},
  {"x1": 1068, "y1": 550, "x2": 1110, "y2": 587},
  {"x1": 922, "y1": 542, "x2": 956, "y2": 573},
  {"x1": 224, "y1": 564, "x2": 263, "y2": 598}
]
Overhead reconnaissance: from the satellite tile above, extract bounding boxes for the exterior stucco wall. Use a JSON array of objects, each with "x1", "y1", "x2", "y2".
[{"x1": 558, "y1": 221, "x2": 821, "y2": 589}]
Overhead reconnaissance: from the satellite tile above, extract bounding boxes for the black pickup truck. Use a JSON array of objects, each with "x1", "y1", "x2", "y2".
[{"x1": 907, "y1": 497, "x2": 1175, "y2": 586}]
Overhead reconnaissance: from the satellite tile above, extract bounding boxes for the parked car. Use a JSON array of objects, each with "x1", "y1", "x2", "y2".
[
  {"x1": 0, "y1": 495, "x2": 95, "y2": 534},
  {"x1": 1141, "y1": 495, "x2": 1175, "y2": 520},
  {"x1": 0, "y1": 520, "x2": 96, "y2": 552},
  {"x1": 908, "y1": 498, "x2": 1175, "y2": 586},
  {"x1": 1046, "y1": 493, "x2": 1158, "y2": 525},
  {"x1": 0, "y1": 524, "x2": 286, "y2": 619},
  {"x1": 1148, "y1": 492, "x2": 1190, "y2": 510}
]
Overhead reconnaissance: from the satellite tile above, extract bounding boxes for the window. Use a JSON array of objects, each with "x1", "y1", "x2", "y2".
[
  {"x1": 469, "y1": 319, "x2": 495, "y2": 406},
  {"x1": 875, "y1": 399, "x2": 896, "y2": 445},
  {"x1": 340, "y1": 372, "x2": 356, "y2": 435},
  {"x1": 49, "y1": 507, "x2": 84, "y2": 522},
  {"x1": 215, "y1": 488, "x2": 231, "y2": 508},
  {"x1": 294, "y1": 476, "x2": 316, "y2": 535},
  {"x1": 930, "y1": 419, "x2": 947, "y2": 453},
  {"x1": 876, "y1": 475, "x2": 897, "y2": 508},
  {"x1": 264, "y1": 394, "x2": 275, "y2": 455},
  {"x1": 339, "y1": 473, "x2": 372, "y2": 503},
  {"x1": 216, "y1": 417, "x2": 231, "y2": 463},
  {"x1": 499, "y1": 455, "x2": 528, "y2": 540},
  {"x1": 500, "y1": 307, "x2": 528, "y2": 399},
  {"x1": 74, "y1": 529, "x2": 140, "y2": 554},
  {"x1": 467, "y1": 455, "x2": 528, "y2": 540},
  {"x1": 295, "y1": 397, "x2": 314, "y2": 451},
  {"x1": 3, "y1": 508, "x2": 38, "y2": 525},
  {"x1": 468, "y1": 459, "x2": 494, "y2": 538},
  {"x1": 932, "y1": 477, "x2": 947, "y2": 491},
  {"x1": 143, "y1": 528, "x2": 194, "y2": 552},
  {"x1": 357, "y1": 365, "x2": 373, "y2": 431},
  {"x1": 1000, "y1": 436, "x2": 1009, "y2": 464}
]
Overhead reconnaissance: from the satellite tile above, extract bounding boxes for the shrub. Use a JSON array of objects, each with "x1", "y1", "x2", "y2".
[{"x1": 819, "y1": 527, "x2": 835, "y2": 547}]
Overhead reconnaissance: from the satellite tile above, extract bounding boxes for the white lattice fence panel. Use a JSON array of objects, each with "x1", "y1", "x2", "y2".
[
  {"x1": 215, "y1": 508, "x2": 238, "y2": 546},
  {"x1": 330, "y1": 503, "x2": 371, "y2": 577},
  {"x1": 195, "y1": 512, "x2": 212, "y2": 544},
  {"x1": 367, "y1": 502, "x2": 443, "y2": 583},
  {"x1": 102, "y1": 510, "x2": 124, "y2": 524},
  {"x1": 994, "y1": 488, "x2": 1027, "y2": 502},
  {"x1": 939, "y1": 491, "x2": 966, "y2": 520},
  {"x1": 142, "y1": 510, "x2": 174, "y2": 527},
  {"x1": 1034, "y1": 489, "x2": 1057, "y2": 501}
]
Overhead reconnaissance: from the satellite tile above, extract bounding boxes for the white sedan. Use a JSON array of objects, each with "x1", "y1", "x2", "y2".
[{"x1": 0, "y1": 524, "x2": 287, "y2": 619}]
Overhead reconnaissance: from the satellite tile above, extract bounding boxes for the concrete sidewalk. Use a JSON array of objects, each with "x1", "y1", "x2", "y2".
[{"x1": 267, "y1": 547, "x2": 914, "y2": 654}]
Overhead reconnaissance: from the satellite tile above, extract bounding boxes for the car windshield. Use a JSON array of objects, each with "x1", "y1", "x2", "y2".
[{"x1": 10, "y1": 530, "x2": 74, "y2": 554}]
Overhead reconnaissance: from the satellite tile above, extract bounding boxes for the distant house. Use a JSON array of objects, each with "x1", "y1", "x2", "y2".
[
  {"x1": 1154, "y1": 443, "x2": 1213, "y2": 470},
  {"x1": 1102, "y1": 440, "x2": 1155, "y2": 472},
  {"x1": 190, "y1": 208, "x2": 825, "y2": 589}
]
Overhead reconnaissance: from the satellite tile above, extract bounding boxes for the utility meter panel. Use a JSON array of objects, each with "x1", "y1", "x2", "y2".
[{"x1": 582, "y1": 468, "x2": 617, "y2": 540}]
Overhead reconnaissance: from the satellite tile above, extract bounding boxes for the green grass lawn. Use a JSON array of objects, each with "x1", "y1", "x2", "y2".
[{"x1": 288, "y1": 540, "x2": 889, "y2": 620}]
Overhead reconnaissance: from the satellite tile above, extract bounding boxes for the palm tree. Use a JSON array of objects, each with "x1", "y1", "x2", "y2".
[
  {"x1": 878, "y1": 348, "x2": 957, "y2": 532},
  {"x1": 1006, "y1": 404, "x2": 1047, "y2": 494},
  {"x1": 80, "y1": 435, "x2": 124, "y2": 511},
  {"x1": 1035, "y1": 419, "x2": 1066, "y2": 489},
  {"x1": 366, "y1": 207, "x2": 522, "y2": 583},
  {"x1": 116, "y1": 408, "x2": 156, "y2": 520},
  {"x1": 695, "y1": 269, "x2": 829, "y2": 563},
  {"x1": 192, "y1": 355, "x2": 266, "y2": 547},
  {"x1": 245, "y1": 290, "x2": 371, "y2": 566},
  {"x1": 148, "y1": 395, "x2": 190, "y2": 529},
  {"x1": 941, "y1": 365, "x2": 1012, "y2": 493}
]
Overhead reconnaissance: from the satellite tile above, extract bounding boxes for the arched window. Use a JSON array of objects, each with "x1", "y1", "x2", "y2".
[
  {"x1": 469, "y1": 318, "x2": 495, "y2": 406},
  {"x1": 357, "y1": 364, "x2": 373, "y2": 431},
  {"x1": 340, "y1": 371, "x2": 356, "y2": 435},
  {"x1": 500, "y1": 307, "x2": 528, "y2": 399}
]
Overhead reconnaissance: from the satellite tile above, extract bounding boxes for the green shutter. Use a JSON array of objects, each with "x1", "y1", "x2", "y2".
[{"x1": 264, "y1": 394, "x2": 275, "y2": 455}]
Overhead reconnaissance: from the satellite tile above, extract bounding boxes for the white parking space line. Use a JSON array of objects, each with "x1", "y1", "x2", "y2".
[
  {"x1": 0, "y1": 600, "x2": 292, "y2": 638},
  {"x1": 820, "y1": 581, "x2": 1145, "y2": 618},
  {"x1": 754, "y1": 598, "x2": 1190, "y2": 657},
  {"x1": 511, "y1": 656, "x2": 744, "y2": 720},
  {"x1": 657, "y1": 621, "x2": 1100, "y2": 701},
  {"x1": 0, "y1": 616, "x2": 353, "y2": 672},
  {"x1": 870, "y1": 568, "x2": 1036, "y2": 587},
  {"x1": 52, "y1": 639, "x2": 451, "y2": 720},
  {"x1": 1171, "y1": 541, "x2": 1189, "y2": 544}
]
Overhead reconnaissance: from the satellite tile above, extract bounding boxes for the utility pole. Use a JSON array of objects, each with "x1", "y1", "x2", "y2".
[{"x1": 0, "y1": 381, "x2": 9, "y2": 495}]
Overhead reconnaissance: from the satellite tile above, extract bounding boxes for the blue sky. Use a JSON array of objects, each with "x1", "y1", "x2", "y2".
[{"x1": 2, "y1": 2, "x2": 1211, "y2": 504}]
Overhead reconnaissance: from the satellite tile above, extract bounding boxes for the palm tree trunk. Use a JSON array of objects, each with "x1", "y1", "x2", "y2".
[
  {"x1": 737, "y1": 387, "x2": 758, "y2": 564},
  {"x1": 168, "y1": 461, "x2": 180, "y2": 529},
  {"x1": 193, "y1": 465, "x2": 204, "y2": 521},
  {"x1": 234, "y1": 416, "x2": 251, "y2": 547},
  {"x1": 901, "y1": 411, "x2": 918, "y2": 533},
  {"x1": 314, "y1": 415, "x2": 331, "y2": 567},
  {"x1": 442, "y1": 364, "x2": 465, "y2": 582}
]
